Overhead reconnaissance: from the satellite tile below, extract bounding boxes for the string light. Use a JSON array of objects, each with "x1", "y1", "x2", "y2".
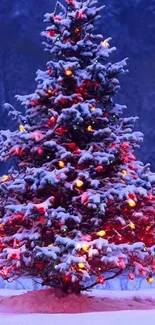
[
  {"x1": 87, "y1": 125, "x2": 93, "y2": 132},
  {"x1": 55, "y1": 15, "x2": 61, "y2": 21},
  {"x1": 91, "y1": 105, "x2": 96, "y2": 111},
  {"x1": 74, "y1": 27, "x2": 80, "y2": 34},
  {"x1": 19, "y1": 125, "x2": 25, "y2": 132},
  {"x1": 75, "y1": 180, "x2": 84, "y2": 188},
  {"x1": 147, "y1": 276, "x2": 153, "y2": 284},
  {"x1": 78, "y1": 263, "x2": 85, "y2": 269},
  {"x1": 122, "y1": 170, "x2": 127, "y2": 176},
  {"x1": 128, "y1": 199, "x2": 136, "y2": 208},
  {"x1": 96, "y1": 165, "x2": 103, "y2": 173},
  {"x1": 2, "y1": 175, "x2": 9, "y2": 182},
  {"x1": 48, "y1": 30, "x2": 55, "y2": 37},
  {"x1": 58, "y1": 161, "x2": 65, "y2": 168},
  {"x1": 97, "y1": 230, "x2": 106, "y2": 237},
  {"x1": 97, "y1": 276, "x2": 104, "y2": 284},
  {"x1": 101, "y1": 39, "x2": 110, "y2": 48},
  {"x1": 129, "y1": 221, "x2": 135, "y2": 230},
  {"x1": 47, "y1": 89, "x2": 53, "y2": 95},
  {"x1": 128, "y1": 273, "x2": 135, "y2": 280},
  {"x1": 65, "y1": 69, "x2": 73, "y2": 77},
  {"x1": 82, "y1": 244, "x2": 89, "y2": 252}
]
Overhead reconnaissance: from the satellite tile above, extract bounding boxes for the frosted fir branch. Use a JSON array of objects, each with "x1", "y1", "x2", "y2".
[
  {"x1": 3, "y1": 103, "x2": 25, "y2": 124},
  {"x1": 81, "y1": 269, "x2": 123, "y2": 291},
  {"x1": 54, "y1": 1, "x2": 66, "y2": 16}
]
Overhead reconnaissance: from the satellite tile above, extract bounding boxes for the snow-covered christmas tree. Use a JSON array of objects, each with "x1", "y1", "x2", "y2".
[{"x1": 0, "y1": 0, "x2": 155, "y2": 294}]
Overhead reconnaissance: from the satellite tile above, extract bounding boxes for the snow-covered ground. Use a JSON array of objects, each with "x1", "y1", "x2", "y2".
[
  {"x1": 1, "y1": 311, "x2": 155, "y2": 325},
  {"x1": 0, "y1": 289, "x2": 154, "y2": 324}
]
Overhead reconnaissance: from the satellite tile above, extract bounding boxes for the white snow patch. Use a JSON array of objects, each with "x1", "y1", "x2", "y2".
[{"x1": 0, "y1": 311, "x2": 155, "y2": 325}]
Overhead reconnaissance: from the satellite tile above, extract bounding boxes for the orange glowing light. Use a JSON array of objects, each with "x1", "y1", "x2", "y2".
[
  {"x1": 58, "y1": 161, "x2": 65, "y2": 168},
  {"x1": 65, "y1": 69, "x2": 73, "y2": 77},
  {"x1": 87, "y1": 125, "x2": 93, "y2": 132},
  {"x1": 78, "y1": 263, "x2": 85, "y2": 269},
  {"x1": 102, "y1": 39, "x2": 109, "y2": 48},
  {"x1": 128, "y1": 199, "x2": 136, "y2": 208},
  {"x1": 129, "y1": 221, "x2": 135, "y2": 230},
  {"x1": 97, "y1": 230, "x2": 106, "y2": 237},
  {"x1": 82, "y1": 244, "x2": 89, "y2": 252},
  {"x1": 91, "y1": 105, "x2": 96, "y2": 111},
  {"x1": 2, "y1": 175, "x2": 9, "y2": 182},
  {"x1": 19, "y1": 125, "x2": 25, "y2": 132},
  {"x1": 147, "y1": 277, "x2": 153, "y2": 284},
  {"x1": 76, "y1": 180, "x2": 84, "y2": 188}
]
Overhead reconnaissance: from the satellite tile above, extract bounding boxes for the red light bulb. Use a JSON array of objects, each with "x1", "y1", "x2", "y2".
[
  {"x1": 96, "y1": 165, "x2": 103, "y2": 173},
  {"x1": 97, "y1": 276, "x2": 104, "y2": 284}
]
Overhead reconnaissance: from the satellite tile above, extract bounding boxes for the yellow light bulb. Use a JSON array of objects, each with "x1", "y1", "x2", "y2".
[
  {"x1": 78, "y1": 263, "x2": 85, "y2": 269},
  {"x1": 47, "y1": 89, "x2": 53, "y2": 95},
  {"x1": 58, "y1": 160, "x2": 65, "y2": 168},
  {"x1": 2, "y1": 175, "x2": 9, "y2": 182},
  {"x1": 76, "y1": 180, "x2": 84, "y2": 188},
  {"x1": 65, "y1": 69, "x2": 73, "y2": 77},
  {"x1": 102, "y1": 40, "x2": 110, "y2": 48},
  {"x1": 87, "y1": 125, "x2": 93, "y2": 132},
  {"x1": 19, "y1": 125, "x2": 25, "y2": 132},
  {"x1": 82, "y1": 244, "x2": 89, "y2": 252},
  {"x1": 128, "y1": 199, "x2": 136, "y2": 207},
  {"x1": 122, "y1": 170, "x2": 127, "y2": 176},
  {"x1": 129, "y1": 221, "x2": 135, "y2": 230},
  {"x1": 91, "y1": 105, "x2": 96, "y2": 111},
  {"x1": 48, "y1": 243, "x2": 54, "y2": 247},
  {"x1": 97, "y1": 230, "x2": 106, "y2": 237},
  {"x1": 147, "y1": 277, "x2": 153, "y2": 284}
]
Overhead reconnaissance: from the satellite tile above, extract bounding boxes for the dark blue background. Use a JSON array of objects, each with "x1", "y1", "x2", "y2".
[{"x1": 0, "y1": 0, "x2": 155, "y2": 172}]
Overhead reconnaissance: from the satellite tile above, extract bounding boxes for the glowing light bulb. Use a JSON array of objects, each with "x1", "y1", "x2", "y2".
[
  {"x1": 129, "y1": 221, "x2": 135, "y2": 230},
  {"x1": 48, "y1": 30, "x2": 55, "y2": 37},
  {"x1": 19, "y1": 125, "x2": 25, "y2": 132},
  {"x1": 97, "y1": 230, "x2": 106, "y2": 237},
  {"x1": 65, "y1": 69, "x2": 73, "y2": 77},
  {"x1": 96, "y1": 165, "x2": 103, "y2": 173},
  {"x1": 128, "y1": 199, "x2": 136, "y2": 208},
  {"x1": 48, "y1": 243, "x2": 54, "y2": 247},
  {"x1": 102, "y1": 39, "x2": 110, "y2": 48},
  {"x1": 147, "y1": 277, "x2": 153, "y2": 284},
  {"x1": 74, "y1": 27, "x2": 80, "y2": 34},
  {"x1": 78, "y1": 263, "x2": 85, "y2": 269},
  {"x1": 58, "y1": 160, "x2": 65, "y2": 168},
  {"x1": 97, "y1": 276, "x2": 104, "y2": 284},
  {"x1": 128, "y1": 273, "x2": 135, "y2": 280},
  {"x1": 47, "y1": 89, "x2": 53, "y2": 95},
  {"x1": 122, "y1": 170, "x2": 127, "y2": 176},
  {"x1": 91, "y1": 105, "x2": 96, "y2": 111},
  {"x1": 82, "y1": 244, "x2": 89, "y2": 252},
  {"x1": 76, "y1": 180, "x2": 84, "y2": 188},
  {"x1": 87, "y1": 125, "x2": 93, "y2": 132},
  {"x1": 2, "y1": 175, "x2": 9, "y2": 182}
]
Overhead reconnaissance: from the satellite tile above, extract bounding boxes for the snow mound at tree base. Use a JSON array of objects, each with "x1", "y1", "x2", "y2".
[{"x1": 0, "y1": 288, "x2": 155, "y2": 314}]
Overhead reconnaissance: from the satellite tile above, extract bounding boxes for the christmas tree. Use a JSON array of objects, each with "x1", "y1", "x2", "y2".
[{"x1": 0, "y1": 0, "x2": 155, "y2": 294}]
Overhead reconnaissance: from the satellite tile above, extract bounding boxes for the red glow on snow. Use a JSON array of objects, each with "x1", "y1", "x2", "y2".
[
  {"x1": 36, "y1": 204, "x2": 46, "y2": 214},
  {"x1": 47, "y1": 117, "x2": 56, "y2": 127},
  {"x1": 37, "y1": 148, "x2": 43, "y2": 155},
  {"x1": 121, "y1": 142, "x2": 129, "y2": 150},
  {"x1": 128, "y1": 273, "x2": 135, "y2": 280},
  {"x1": 29, "y1": 100, "x2": 38, "y2": 106},
  {"x1": 97, "y1": 276, "x2": 104, "y2": 284},
  {"x1": 55, "y1": 15, "x2": 61, "y2": 21},
  {"x1": 48, "y1": 30, "x2": 55, "y2": 37},
  {"x1": 32, "y1": 132, "x2": 43, "y2": 141},
  {"x1": 56, "y1": 127, "x2": 68, "y2": 134}
]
